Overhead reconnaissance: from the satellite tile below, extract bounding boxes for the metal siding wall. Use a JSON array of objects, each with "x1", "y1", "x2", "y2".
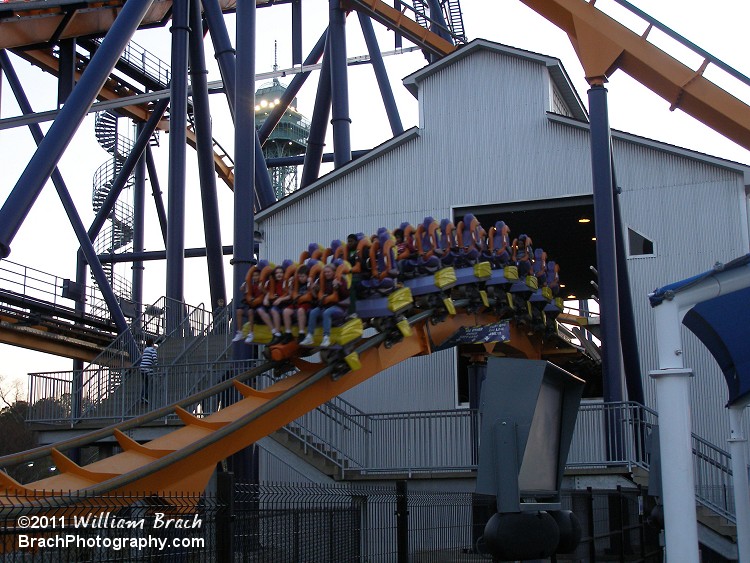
[
  {"x1": 340, "y1": 350, "x2": 458, "y2": 413},
  {"x1": 259, "y1": 47, "x2": 749, "y2": 454},
  {"x1": 614, "y1": 140, "x2": 746, "y2": 447}
]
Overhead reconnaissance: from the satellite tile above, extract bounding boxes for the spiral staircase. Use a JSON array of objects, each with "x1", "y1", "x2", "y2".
[{"x1": 91, "y1": 110, "x2": 138, "y2": 316}]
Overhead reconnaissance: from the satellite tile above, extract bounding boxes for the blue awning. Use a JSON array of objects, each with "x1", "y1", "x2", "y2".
[{"x1": 650, "y1": 254, "x2": 750, "y2": 406}]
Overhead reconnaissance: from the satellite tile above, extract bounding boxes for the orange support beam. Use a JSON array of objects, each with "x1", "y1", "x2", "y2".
[
  {"x1": 520, "y1": 0, "x2": 750, "y2": 151},
  {"x1": 345, "y1": 0, "x2": 457, "y2": 57}
]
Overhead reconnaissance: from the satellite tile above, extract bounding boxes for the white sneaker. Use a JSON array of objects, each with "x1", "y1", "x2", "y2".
[
  {"x1": 300, "y1": 334, "x2": 314, "y2": 346},
  {"x1": 320, "y1": 335, "x2": 331, "y2": 347},
  {"x1": 232, "y1": 331, "x2": 244, "y2": 342},
  {"x1": 244, "y1": 332, "x2": 254, "y2": 344}
]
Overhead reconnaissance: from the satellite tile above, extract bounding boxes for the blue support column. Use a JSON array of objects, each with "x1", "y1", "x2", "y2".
[
  {"x1": 0, "y1": 52, "x2": 137, "y2": 358},
  {"x1": 166, "y1": 0, "x2": 191, "y2": 322},
  {"x1": 233, "y1": 0, "x2": 257, "y2": 361},
  {"x1": 57, "y1": 39, "x2": 76, "y2": 107},
  {"x1": 189, "y1": 0, "x2": 227, "y2": 313},
  {"x1": 588, "y1": 84, "x2": 624, "y2": 405},
  {"x1": 88, "y1": 98, "x2": 169, "y2": 241},
  {"x1": 328, "y1": 0, "x2": 352, "y2": 168},
  {"x1": 394, "y1": 0, "x2": 403, "y2": 49},
  {"x1": 0, "y1": 0, "x2": 154, "y2": 259},
  {"x1": 300, "y1": 41, "x2": 332, "y2": 188},
  {"x1": 257, "y1": 30, "x2": 328, "y2": 144},
  {"x1": 358, "y1": 13, "x2": 404, "y2": 136},
  {"x1": 145, "y1": 146, "x2": 168, "y2": 244},
  {"x1": 292, "y1": 0, "x2": 302, "y2": 65},
  {"x1": 132, "y1": 122, "x2": 147, "y2": 313},
  {"x1": 201, "y1": 0, "x2": 275, "y2": 209}
]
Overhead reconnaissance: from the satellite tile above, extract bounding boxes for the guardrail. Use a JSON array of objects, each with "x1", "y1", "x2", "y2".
[{"x1": 0, "y1": 259, "x2": 112, "y2": 325}]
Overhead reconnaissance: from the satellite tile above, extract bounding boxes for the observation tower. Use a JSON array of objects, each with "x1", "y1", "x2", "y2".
[{"x1": 255, "y1": 74, "x2": 310, "y2": 199}]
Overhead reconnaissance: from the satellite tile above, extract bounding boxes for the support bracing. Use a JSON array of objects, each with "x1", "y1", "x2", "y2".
[
  {"x1": 145, "y1": 145, "x2": 169, "y2": 244},
  {"x1": 0, "y1": 51, "x2": 137, "y2": 359},
  {"x1": 358, "y1": 13, "x2": 404, "y2": 136},
  {"x1": 189, "y1": 0, "x2": 227, "y2": 313},
  {"x1": 0, "y1": 0, "x2": 154, "y2": 259},
  {"x1": 300, "y1": 40, "x2": 333, "y2": 188},
  {"x1": 257, "y1": 30, "x2": 328, "y2": 145},
  {"x1": 201, "y1": 0, "x2": 275, "y2": 209}
]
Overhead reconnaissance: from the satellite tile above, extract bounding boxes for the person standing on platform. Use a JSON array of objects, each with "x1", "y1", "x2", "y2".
[{"x1": 140, "y1": 338, "x2": 158, "y2": 404}]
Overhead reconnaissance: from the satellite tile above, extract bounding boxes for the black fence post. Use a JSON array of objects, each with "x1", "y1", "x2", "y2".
[
  {"x1": 396, "y1": 480, "x2": 409, "y2": 563},
  {"x1": 217, "y1": 471, "x2": 235, "y2": 562},
  {"x1": 588, "y1": 488, "x2": 596, "y2": 562}
]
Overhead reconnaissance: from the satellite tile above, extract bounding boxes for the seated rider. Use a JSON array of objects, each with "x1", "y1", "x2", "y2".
[
  {"x1": 300, "y1": 263, "x2": 350, "y2": 347},
  {"x1": 233, "y1": 265, "x2": 263, "y2": 344},
  {"x1": 257, "y1": 265, "x2": 289, "y2": 344},
  {"x1": 282, "y1": 265, "x2": 312, "y2": 343}
]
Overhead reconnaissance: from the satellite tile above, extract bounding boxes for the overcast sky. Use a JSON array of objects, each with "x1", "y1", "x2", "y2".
[{"x1": 1, "y1": 0, "x2": 749, "y2": 392}]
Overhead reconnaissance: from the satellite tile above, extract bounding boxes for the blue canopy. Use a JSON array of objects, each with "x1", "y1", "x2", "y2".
[{"x1": 650, "y1": 254, "x2": 750, "y2": 406}]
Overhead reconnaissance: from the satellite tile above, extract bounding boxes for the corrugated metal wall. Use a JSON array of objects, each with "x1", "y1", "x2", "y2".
[{"x1": 257, "y1": 45, "x2": 749, "y2": 453}]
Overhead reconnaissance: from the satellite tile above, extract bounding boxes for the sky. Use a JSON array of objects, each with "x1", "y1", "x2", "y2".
[{"x1": 1, "y1": 0, "x2": 750, "y2": 396}]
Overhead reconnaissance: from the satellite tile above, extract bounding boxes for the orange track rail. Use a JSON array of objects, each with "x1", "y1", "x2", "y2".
[
  {"x1": 0, "y1": 309, "x2": 556, "y2": 505},
  {"x1": 521, "y1": 0, "x2": 750, "y2": 151}
]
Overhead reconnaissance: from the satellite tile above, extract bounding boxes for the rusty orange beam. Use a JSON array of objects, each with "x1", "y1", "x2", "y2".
[
  {"x1": 0, "y1": 0, "x2": 242, "y2": 50},
  {"x1": 14, "y1": 49, "x2": 152, "y2": 122},
  {"x1": 345, "y1": 0, "x2": 456, "y2": 57},
  {"x1": 521, "y1": 0, "x2": 750, "y2": 151}
]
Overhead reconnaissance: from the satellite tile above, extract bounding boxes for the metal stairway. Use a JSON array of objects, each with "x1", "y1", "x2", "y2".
[{"x1": 411, "y1": 0, "x2": 466, "y2": 42}]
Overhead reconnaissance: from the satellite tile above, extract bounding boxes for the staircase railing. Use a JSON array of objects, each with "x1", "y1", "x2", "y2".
[
  {"x1": 68, "y1": 298, "x2": 210, "y2": 422},
  {"x1": 693, "y1": 433, "x2": 735, "y2": 522}
]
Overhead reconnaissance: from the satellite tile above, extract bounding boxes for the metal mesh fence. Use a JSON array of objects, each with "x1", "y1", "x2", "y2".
[{"x1": 0, "y1": 484, "x2": 663, "y2": 562}]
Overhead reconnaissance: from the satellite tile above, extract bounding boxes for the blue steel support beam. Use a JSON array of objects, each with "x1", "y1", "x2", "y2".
[
  {"x1": 588, "y1": 85, "x2": 624, "y2": 404},
  {"x1": 189, "y1": 0, "x2": 227, "y2": 313},
  {"x1": 358, "y1": 13, "x2": 403, "y2": 136},
  {"x1": 201, "y1": 0, "x2": 275, "y2": 209},
  {"x1": 257, "y1": 30, "x2": 328, "y2": 145},
  {"x1": 0, "y1": 0, "x2": 154, "y2": 259},
  {"x1": 426, "y1": 0, "x2": 452, "y2": 42},
  {"x1": 145, "y1": 145, "x2": 168, "y2": 244},
  {"x1": 300, "y1": 41, "x2": 332, "y2": 188},
  {"x1": 132, "y1": 121, "x2": 147, "y2": 313},
  {"x1": 329, "y1": 0, "x2": 352, "y2": 168},
  {"x1": 166, "y1": 0, "x2": 191, "y2": 318},
  {"x1": 57, "y1": 39, "x2": 76, "y2": 108},
  {"x1": 0, "y1": 51, "x2": 137, "y2": 357},
  {"x1": 100, "y1": 245, "x2": 234, "y2": 263},
  {"x1": 233, "y1": 0, "x2": 257, "y2": 361},
  {"x1": 88, "y1": 98, "x2": 169, "y2": 242},
  {"x1": 292, "y1": 0, "x2": 302, "y2": 65}
]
